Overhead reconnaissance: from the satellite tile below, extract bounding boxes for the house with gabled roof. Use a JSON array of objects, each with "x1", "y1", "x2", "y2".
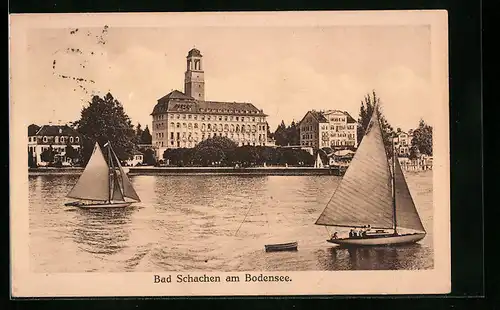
[
  {"x1": 298, "y1": 109, "x2": 358, "y2": 151},
  {"x1": 28, "y1": 123, "x2": 82, "y2": 166},
  {"x1": 150, "y1": 48, "x2": 268, "y2": 157}
]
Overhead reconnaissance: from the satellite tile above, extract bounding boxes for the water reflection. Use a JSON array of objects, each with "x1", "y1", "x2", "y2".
[
  {"x1": 316, "y1": 243, "x2": 430, "y2": 270},
  {"x1": 72, "y1": 207, "x2": 134, "y2": 255}
]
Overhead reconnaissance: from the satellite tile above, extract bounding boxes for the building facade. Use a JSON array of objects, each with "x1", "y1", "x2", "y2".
[
  {"x1": 28, "y1": 124, "x2": 82, "y2": 165},
  {"x1": 393, "y1": 130, "x2": 414, "y2": 156},
  {"x1": 299, "y1": 110, "x2": 358, "y2": 150},
  {"x1": 151, "y1": 48, "x2": 268, "y2": 158}
]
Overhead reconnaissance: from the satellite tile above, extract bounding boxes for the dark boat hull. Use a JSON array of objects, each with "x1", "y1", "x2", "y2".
[
  {"x1": 265, "y1": 242, "x2": 298, "y2": 252},
  {"x1": 65, "y1": 201, "x2": 133, "y2": 208},
  {"x1": 327, "y1": 232, "x2": 425, "y2": 246}
]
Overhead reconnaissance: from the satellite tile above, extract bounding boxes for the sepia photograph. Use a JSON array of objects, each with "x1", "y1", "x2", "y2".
[{"x1": 10, "y1": 11, "x2": 450, "y2": 296}]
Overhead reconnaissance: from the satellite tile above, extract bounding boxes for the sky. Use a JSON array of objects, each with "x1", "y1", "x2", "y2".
[{"x1": 24, "y1": 24, "x2": 433, "y2": 132}]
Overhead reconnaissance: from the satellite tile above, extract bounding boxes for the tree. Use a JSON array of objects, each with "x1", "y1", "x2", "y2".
[
  {"x1": 141, "y1": 125, "x2": 152, "y2": 144},
  {"x1": 273, "y1": 121, "x2": 288, "y2": 146},
  {"x1": 135, "y1": 123, "x2": 144, "y2": 144},
  {"x1": 74, "y1": 93, "x2": 136, "y2": 164},
  {"x1": 411, "y1": 119, "x2": 433, "y2": 156},
  {"x1": 65, "y1": 143, "x2": 79, "y2": 160},
  {"x1": 265, "y1": 122, "x2": 273, "y2": 139},
  {"x1": 142, "y1": 148, "x2": 157, "y2": 165},
  {"x1": 28, "y1": 149, "x2": 36, "y2": 168},
  {"x1": 286, "y1": 121, "x2": 300, "y2": 145},
  {"x1": 196, "y1": 136, "x2": 238, "y2": 150},
  {"x1": 40, "y1": 145, "x2": 55, "y2": 163},
  {"x1": 408, "y1": 145, "x2": 420, "y2": 160},
  {"x1": 356, "y1": 90, "x2": 395, "y2": 156}
]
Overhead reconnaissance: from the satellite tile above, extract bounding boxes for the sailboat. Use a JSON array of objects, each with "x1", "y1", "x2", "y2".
[
  {"x1": 65, "y1": 141, "x2": 141, "y2": 208},
  {"x1": 315, "y1": 105, "x2": 426, "y2": 246},
  {"x1": 314, "y1": 153, "x2": 325, "y2": 168}
]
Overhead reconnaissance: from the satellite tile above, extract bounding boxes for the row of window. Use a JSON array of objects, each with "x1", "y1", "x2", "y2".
[
  {"x1": 29, "y1": 136, "x2": 80, "y2": 144},
  {"x1": 318, "y1": 140, "x2": 356, "y2": 147},
  {"x1": 155, "y1": 122, "x2": 266, "y2": 132},
  {"x1": 154, "y1": 113, "x2": 265, "y2": 123},
  {"x1": 159, "y1": 131, "x2": 266, "y2": 141}
]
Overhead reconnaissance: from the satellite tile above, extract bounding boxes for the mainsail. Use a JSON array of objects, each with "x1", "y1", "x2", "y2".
[
  {"x1": 67, "y1": 142, "x2": 110, "y2": 201},
  {"x1": 314, "y1": 153, "x2": 324, "y2": 168},
  {"x1": 394, "y1": 157, "x2": 426, "y2": 232},
  {"x1": 110, "y1": 146, "x2": 141, "y2": 202},
  {"x1": 315, "y1": 109, "x2": 394, "y2": 229}
]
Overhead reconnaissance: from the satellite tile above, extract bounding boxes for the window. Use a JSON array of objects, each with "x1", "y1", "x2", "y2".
[
  {"x1": 176, "y1": 114, "x2": 180, "y2": 119},
  {"x1": 188, "y1": 123, "x2": 192, "y2": 129},
  {"x1": 219, "y1": 116, "x2": 222, "y2": 121},
  {"x1": 182, "y1": 114, "x2": 186, "y2": 119},
  {"x1": 194, "y1": 123, "x2": 198, "y2": 129},
  {"x1": 75, "y1": 137, "x2": 79, "y2": 143},
  {"x1": 183, "y1": 123, "x2": 186, "y2": 128},
  {"x1": 170, "y1": 132, "x2": 174, "y2": 139},
  {"x1": 55, "y1": 136, "x2": 59, "y2": 143},
  {"x1": 60, "y1": 137, "x2": 65, "y2": 143},
  {"x1": 188, "y1": 115, "x2": 192, "y2": 119},
  {"x1": 43, "y1": 136, "x2": 47, "y2": 143},
  {"x1": 176, "y1": 123, "x2": 180, "y2": 128},
  {"x1": 70, "y1": 137, "x2": 74, "y2": 143},
  {"x1": 208, "y1": 124, "x2": 212, "y2": 130},
  {"x1": 177, "y1": 133, "x2": 180, "y2": 139}
]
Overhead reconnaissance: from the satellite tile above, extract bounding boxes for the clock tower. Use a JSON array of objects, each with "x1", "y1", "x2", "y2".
[{"x1": 184, "y1": 48, "x2": 205, "y2": 100}]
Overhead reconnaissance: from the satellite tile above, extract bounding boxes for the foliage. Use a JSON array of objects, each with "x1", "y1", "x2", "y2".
[
  {"x1": 408, "y1": 145, "x2": 420, "y2": 160},
  {"x1": 141, "y1": 148, "x2": 157, "y2": 165},
  {"x1": 411, "y1": 119, "x2": 433, "y2": 156},
  {"x1": 162, "y1": 142, "x2": 314, "y2": 167},
  {"x1": 357, "y1": 90, "x2": 395, "y2": 156},
  {"x1": 65, "y1": 143, "x2": 79, "y2": 160},
  {"x1": 28, "y1": 150, "x2": 36, "y2": 168},
  {"x1": 74, "y1": 93, "x2": 136, "y2": 164},
  {"x1": 40, "y1": 145, "x2": 54, "y2": 163},
  {"x1": 196, "y1": 136, "x2": 238, "y2": 150},
  {"x1": 273, "y1": 120, "x2": 300, "y2": 146},
  {"x1": 141, "y1": 125, "x2": 152, "y2": 144}
]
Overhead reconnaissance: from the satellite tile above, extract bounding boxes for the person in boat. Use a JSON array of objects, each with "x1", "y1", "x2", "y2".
[
  {"x1": 331, "y1": 232, "x2": 338, "y2": 239},
  {"x1": 349, "y1": 229, "x2": 354, "y2": 238}
]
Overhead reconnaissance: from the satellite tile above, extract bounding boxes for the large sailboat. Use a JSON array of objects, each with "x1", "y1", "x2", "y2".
[
  {"x1": 65, "y1": 141, "x2": 141, "y2": 208},
  {"x1": 315, "y1": 105, "x2": 426, "y2": 246}
]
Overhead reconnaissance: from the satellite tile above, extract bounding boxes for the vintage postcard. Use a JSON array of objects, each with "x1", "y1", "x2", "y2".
[{"x1": 9, "y1": 11, "x2": 450, "y2": 297}]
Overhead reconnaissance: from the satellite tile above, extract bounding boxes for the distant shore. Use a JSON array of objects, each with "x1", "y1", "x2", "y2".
[{"x1": 28, "y1": 166, "x2": 346, "y2": 176}]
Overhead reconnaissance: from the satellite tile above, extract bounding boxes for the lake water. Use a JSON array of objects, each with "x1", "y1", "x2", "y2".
[{"x1": 29, "y1": 171, "x2": 433, "y2": 273}]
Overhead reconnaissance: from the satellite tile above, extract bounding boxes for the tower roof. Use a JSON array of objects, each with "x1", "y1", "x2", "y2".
[{"x1": 187, "y1": 48, "x2": 202, "y2": 58}]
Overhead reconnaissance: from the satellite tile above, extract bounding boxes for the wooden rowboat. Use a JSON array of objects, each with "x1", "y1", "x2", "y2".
[{"x1": 264, "y1": 242, "x2": 298, "y2": 252}]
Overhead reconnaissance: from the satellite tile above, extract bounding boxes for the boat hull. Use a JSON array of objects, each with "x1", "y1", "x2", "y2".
[
  {"x1": 265, "y1": 242, "x2": 298, "y2": 252},
  {"x1": 66, "y1": 201, "x2": 133, "y2": 208},
  {"x1": 327, "y1": 232, "x2": 426, "y2": 246}
]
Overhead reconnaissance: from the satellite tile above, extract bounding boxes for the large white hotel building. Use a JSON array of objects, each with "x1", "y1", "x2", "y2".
[{"x1": 151, "y1": 48, "x2": 268, "y2": 158}]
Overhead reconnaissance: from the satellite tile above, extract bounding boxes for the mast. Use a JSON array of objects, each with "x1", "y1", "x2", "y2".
[
  {"x1": 392, "y1": 140, "x2": 398, "y2": 235},
  {"x1": 107, "y1": 142, "x2": 112, "y2": 203}
]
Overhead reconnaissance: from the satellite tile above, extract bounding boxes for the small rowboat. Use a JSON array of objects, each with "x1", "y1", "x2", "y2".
[{"x1": 264, "y1": 242, "x2": 298, "y2": 252}]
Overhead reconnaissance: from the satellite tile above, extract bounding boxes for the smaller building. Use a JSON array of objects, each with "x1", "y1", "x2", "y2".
[
  {"x1": 393, "y1": 131, "x2": 414, "y2": 156},
  {"x1": 299, "y1": 109, "x2": 358, "y2": 151},
  {"x1": 125, "y1": 151, "x2": 144, "y2": 166},
  {"x1": 28, "y1": 124, "x2": 81, "y2": 166}
]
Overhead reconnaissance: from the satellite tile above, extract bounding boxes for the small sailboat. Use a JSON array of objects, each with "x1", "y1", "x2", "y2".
[
  {"x1": 314, "y1": 153, "x2": 325, "y2": 168},
  {"x1": 65, "y1": 141, "x2": 141, "y2": 208},
  {"x1": 315, "y1": 105, "x2": 426, "y2": 246}
]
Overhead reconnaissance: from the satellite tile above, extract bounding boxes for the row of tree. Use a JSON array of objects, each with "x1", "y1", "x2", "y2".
[{"x1": 162, "y1": 136, "x2": 314, "y2": 167}]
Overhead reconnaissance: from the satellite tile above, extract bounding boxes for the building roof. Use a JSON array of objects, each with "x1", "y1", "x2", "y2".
[
  {"x1": 35, "y1": 125, "x2": 80, "y2": 137},
  {"x1": 28, "y1": 124, "x2": 40, "y2": 136},
  {"x1": 187, "y1": 48, "x2": 202, "y2": 58},
  {"x1": 151, "y1": 90, "x2": 266, "y2": 116}
]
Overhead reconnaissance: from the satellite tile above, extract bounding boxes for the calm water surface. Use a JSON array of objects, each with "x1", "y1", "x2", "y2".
[{"x1": 29, "y1": 172, "x2": 433, "y2": 272}]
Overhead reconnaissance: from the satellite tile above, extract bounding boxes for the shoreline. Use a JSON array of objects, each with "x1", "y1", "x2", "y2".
[{"x1": 28, "y1": 166, "x2": 347, "y2": 176}]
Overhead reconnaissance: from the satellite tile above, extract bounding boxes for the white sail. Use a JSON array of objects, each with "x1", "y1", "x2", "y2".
[
  {"x1": 111, "y1": 170, "x2": 125, "y2": 202},
  {"x1": 67, "y1": 142, "x2": 110, "y2": 201},
  {"x1": 315, "y1": 109, "x2": 394, "y2": 229},
  {"x1": 110, "y1": 146, "x2": 141, "y2": 202},
  {"x1": 394, "y1": 157, "x2": 426, "y2": 232},
  {"x1": 314, "y1": 153, "x2": 324, "y2": 168}
]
